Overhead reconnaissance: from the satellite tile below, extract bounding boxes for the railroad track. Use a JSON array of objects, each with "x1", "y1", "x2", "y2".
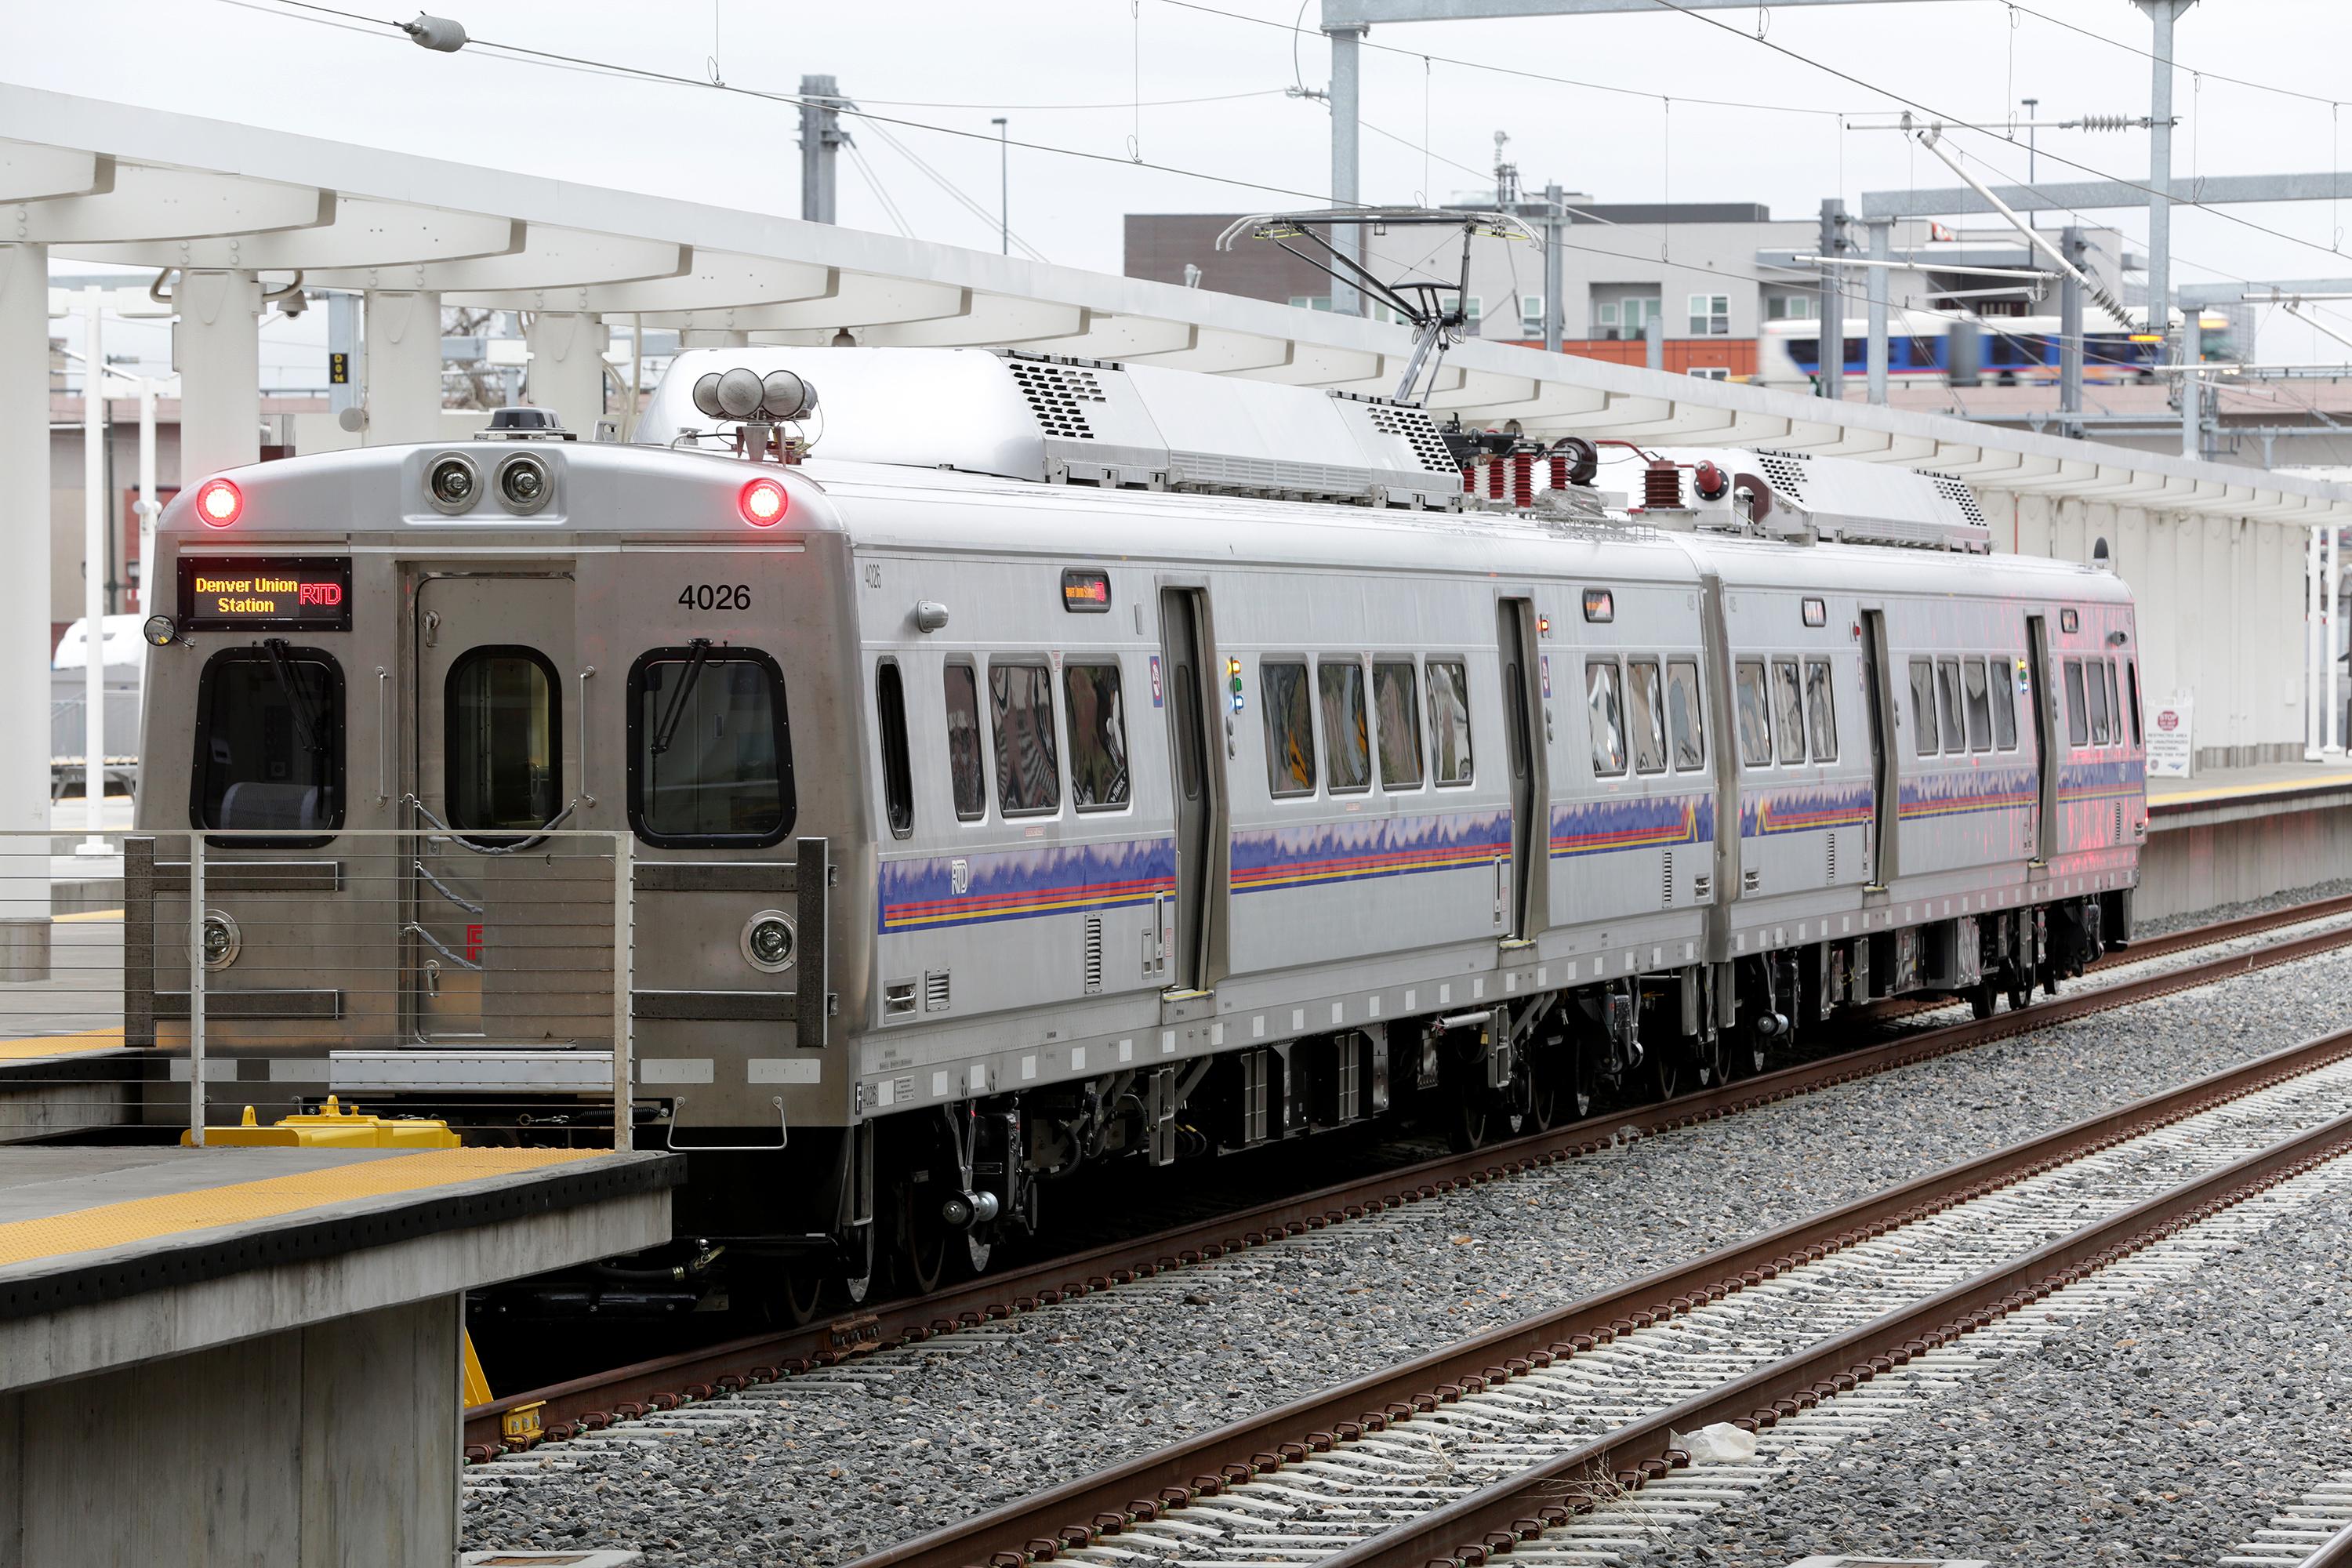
[
  {"x1": 463, "y1": 891, "x2": 2352, "y2": 1457},
  {"x1": 856, "y1": 1022, "x2": 2352, "y2": 1568}
]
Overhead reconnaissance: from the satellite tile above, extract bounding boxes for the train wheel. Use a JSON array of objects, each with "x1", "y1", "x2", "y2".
[
  {"x1": 894, "y1": 1177, "x2": 950, "y2": 1297},
  {"x1": 779, "y1": 1266, "x2": 826, "y2": 1326},
  {"x1": 1692, "y1": 1026, "x2": 1731, "y2": 1089},
  {"x1": 1649, "y1": 1042, "x2": 1686, "y2": 1102},
  {"x1": 838, "y1": 1224, "x2": 876, "y2": 1308},
  {"x1": 1968, "y1": 979, "x2": 1998, "y2": 1021}
]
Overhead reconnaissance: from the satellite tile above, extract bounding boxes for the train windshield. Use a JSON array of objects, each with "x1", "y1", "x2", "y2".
[
  {"x1": 629, "y1": 648, "x2": 793, "y2": 847},
  {"x1": 194, "y1": 644, "x2": 343, "y2": 841}
]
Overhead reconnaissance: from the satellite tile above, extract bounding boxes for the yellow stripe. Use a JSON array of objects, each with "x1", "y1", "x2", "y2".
[
  {"x1": 0, "y1": 1147, "x2": 601, "y2": 1269},
  {"x1": 2150, "y1": 773, "x2": 2352, "y2": 807},
  {"x1": 54, "y1": 909, "x2": 122, "y2": 924},
  {"x1": 0, "y1": 1025, "x2": 125, "y2": 1060}
]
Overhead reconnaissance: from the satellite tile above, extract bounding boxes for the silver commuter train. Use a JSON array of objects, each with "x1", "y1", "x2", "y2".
[{"x1": 129, "y1": 346, "x2": 2144, "y2": 1312}]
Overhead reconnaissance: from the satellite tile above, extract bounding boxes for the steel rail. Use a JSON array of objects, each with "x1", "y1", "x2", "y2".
[
  {"x1": 465, "y1": 894, "x2": 2352, "y2": 1454},
  {"x1": 848, "y1": 1022, "x2": 2352, "y2": 1568},
  {"x1": 2307, "y1": 1517, "x2": 2352, "y2": 1566}
]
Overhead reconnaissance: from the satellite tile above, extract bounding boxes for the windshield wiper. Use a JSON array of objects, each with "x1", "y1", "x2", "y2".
[
  {"x1": 263, "y1": 637, "x2": 325, "y2": 756},
  {"x1": 650, "y1": 638, "x2": 713, "y2": 757}
]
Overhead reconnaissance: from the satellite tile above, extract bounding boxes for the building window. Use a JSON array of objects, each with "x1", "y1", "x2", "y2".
[
  {"x1": 1688, "y1": 294, "x2": 1730, "y2": 336},
  {"x1": 1519, "y1": 294, "x2": 1544, "y2": 335},
  {"x1": 1440, "y1": 293, "x2": 1483, "y2": 328},
  {"x1": 1597, "y1": 301, "x2": 1618, "y2": 328},
  {"x1": 1287, "y1": 295, "x2": 1334, "y2": 312},
  {"x1": 1688, "y1": 366, "x2": 1730, "y2": 381},
  {"x1": 1766, "y1": 294, "x2": 1818, "y2": 321}
]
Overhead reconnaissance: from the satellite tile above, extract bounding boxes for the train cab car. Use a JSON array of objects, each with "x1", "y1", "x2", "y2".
[{"x1": 127, "y1": 348, "x2": 2143, "y2": 1316}]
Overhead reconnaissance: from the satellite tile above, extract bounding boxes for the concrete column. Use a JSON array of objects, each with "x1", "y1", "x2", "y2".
[
  {"x1": 523, "y1": 310, "x2": 606, "y2": 434},
  {"x1": 1541, "y1": 184, "x2": 1564, "y2": 354},
  {"x1": 1644, "y1": 315, "x2": 1663, "y2": 372},
  {"x1": 174, "y1": 270, "x2": 262, "y2": 481},
  {"x1": 0, "y1": 245, "x2": 50, "y2": 978},
  {"x1": 2058, "y1": 227, "x2": 2085, "y2": 432},
  {"x1": 2328, "y1": 525, "x2": 2346, "y2": 760},
  {"x1": 2310, "y1": 525, "x2": 2325, "y2": 760},
  {"x1": 361, "y1": 290, "x2": 443, "y2": 446},
  {"x1": 2179, "y1": 367, "x2": 2198, "y2": 459},
  {"x1": 1327, "y1": 24, "x2": 1365, "y2": 318}
]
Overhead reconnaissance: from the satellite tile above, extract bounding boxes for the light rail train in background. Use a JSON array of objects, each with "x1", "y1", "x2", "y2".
[
  {"x1": 1756, "y1": 307, "x2": 2233, "y2": 390},
  {"x1": 129, "y1": 347, "x2": 2146, "y2": 1320}
]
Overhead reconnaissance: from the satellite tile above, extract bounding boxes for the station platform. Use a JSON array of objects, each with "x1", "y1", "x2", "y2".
[
  {"x1": 2141, "y1": 758, "x2": 2352, "y2": 921},
  {"x1": 0, "y1": 1142, "x2": 680, "y2": 1566}
]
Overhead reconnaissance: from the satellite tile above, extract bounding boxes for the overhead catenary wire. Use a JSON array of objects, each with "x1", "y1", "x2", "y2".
[{"x1": 1639, "y1": 0, "x2": 2352, "y2": 270}]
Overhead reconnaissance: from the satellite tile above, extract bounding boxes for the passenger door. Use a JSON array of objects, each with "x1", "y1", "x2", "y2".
[
  {"x1": 1859, "y1": 608, "x2": 1896, "y2": 886},
  {"x1": 1158, "y1": 587, "x2": 1225, "y2": 994},
  {"x1": 2024, "y1": 614, "x2": 2056, "y2": 863},
  {"x1": 408, "y1": 572, "x2": 583, "y2": 1045},
  {"x1": 1495, "y1": 597, "x2": 1547, "y2": 943}
]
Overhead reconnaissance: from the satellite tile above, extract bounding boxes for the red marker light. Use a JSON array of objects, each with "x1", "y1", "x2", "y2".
[
  {"x1": 195, "y1": 477, "x2": 242, "y2": 528},
  {"x1": 739, "y1": 477, "x2": 788, "y2": 527}
]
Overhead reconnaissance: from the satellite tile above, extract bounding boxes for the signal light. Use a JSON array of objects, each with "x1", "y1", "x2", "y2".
[
  {"x1": 195, "y1": 477, "x2": 242, "y2": 528},
  {"x1": 739, "y1": 477, "x2": 788, "y2": 527}
]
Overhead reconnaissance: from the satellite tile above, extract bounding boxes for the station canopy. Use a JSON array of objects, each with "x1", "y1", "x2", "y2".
[{"x1": 6, "y1": 85, "x2": 2347, "y2": 525}]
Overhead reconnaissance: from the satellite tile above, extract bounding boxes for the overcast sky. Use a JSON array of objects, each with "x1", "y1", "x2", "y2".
[{"x1": 13, "y1": 0, "x2": 2352, "y2": 378}]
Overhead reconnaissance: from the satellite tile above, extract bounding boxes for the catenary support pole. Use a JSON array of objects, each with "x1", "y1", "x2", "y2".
[
  {"x1": 799, "y1": 75, "x2": 845, "y2": 225},
  {"x1": 1542, "y1": 183, "x2": 1564, "y2": 353},
  {"x1": 1817, "y1": 198, "x2": 1846, "y2": 400},
  {"x1": 1645, "y1": 315, "x2": 1664, "y2": 371},
  {"x1": 2058, "y1": 226, "x2": 2085, "y2": 431},
  {"x1": 0, "y1": 245, "x2": 49, "y2": 982},
  {"x1": 2137, "y1": 1, "x2": 2189, "y2": 366},
  {"x1": 1327, "y1": 24, "x2": 1366, "y2": 317},
  {"x1": 78, "y1": 289, "x2": 106, "y2": 856},
  {"x1": 2179, "y1": 365, "x2": 2198, "y2": 459},
  {"x1": 1864, "y1": 217, "x2": 1890, "y2": 405}
]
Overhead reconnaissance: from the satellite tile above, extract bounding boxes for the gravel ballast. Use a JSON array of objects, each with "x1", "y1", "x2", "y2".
[
  {"x1": 1640, "y1": 1171, "x2": 2352, "y2": 1565},
  {"x1": 461, "y1": 942, "x2": 2352, "y2": 1566}
]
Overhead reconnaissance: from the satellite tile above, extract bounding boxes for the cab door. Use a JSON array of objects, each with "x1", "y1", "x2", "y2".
[
  {"x1": 408, "y1": 572, "x2": 582, "y2": 1044},
  {"x1": 1157, "y1": 587, "x2": 1225, "y2": 994}
]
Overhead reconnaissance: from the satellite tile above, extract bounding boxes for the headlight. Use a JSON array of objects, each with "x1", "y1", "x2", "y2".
[
  {"x1": 494, "y1": 453, "x2": 553, "y2": 515},
  {"x1": 425, "y1": 453, "x2": 481, "y2": 514},
  {"x1": 740, "y1": 910, "x2": 795, "y2": 972}
]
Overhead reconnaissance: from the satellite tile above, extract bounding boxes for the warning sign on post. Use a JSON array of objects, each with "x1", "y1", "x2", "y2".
[{"x1": 2146, "y1": 695, "x2": 2193, "y2": 779}]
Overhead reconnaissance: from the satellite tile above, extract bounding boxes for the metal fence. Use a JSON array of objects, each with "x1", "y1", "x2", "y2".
[{"x1": 0, "y1": 827, "x2": 635, "y2": 1152}]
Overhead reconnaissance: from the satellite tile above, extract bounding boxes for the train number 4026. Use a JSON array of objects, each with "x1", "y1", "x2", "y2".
[{"x1": 679, "y1": 584, "x2": 753, "y2": 611}]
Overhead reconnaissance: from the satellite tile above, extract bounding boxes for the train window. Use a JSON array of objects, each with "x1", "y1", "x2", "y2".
[
  {"x1": 2086, "y1": 657, "x2": 2112, "y2": 745},
  {"x1": 1261, "y1": 660, "x2": 1317, "y2": 797},
  {"x1": 1428, "y1": 660, "x2": 1474, "y2": 786},
  {"x1": 1666, "y1": 659, "x2": 1705, "y2": 771},
  {"x1": 1992, "y1": 659, "x2": 2020, "y2": 750},
  {"x1": 1935, "y1": 659, "x2": 1965, "y2": 756},
  {"x1": 1627, "y1": 659, "x2": 1667, "y2": 775},
  {"x1": 2103, "y1": 661, "x2": 2125, "y2": 748},
  {"x1": 1772, "y1": 659, "x2": 1806, "y2": 765},
  {"x1": 1962, "y1": 659, "x2": 1992, "y2": 753},
  {"x1": 1317, "y1": 660, "x2": 1371, "y2": 794},
  {"x1": 1373, "y1": 661, "x2": 1424, "y2": 788},
  {"x1": 2063, "y1": 659, "x2": 2090, "y2": 746},
  {"x1": 944, "y1": 662, "x2": 987, "y2": 821},
  {"x1": 191, "y1": 644, "x2": 344, "y2": 845},
  {"x1": 1064, "y1": 663, "x2": 1130, "y2": 811},
  {"x1": 1803, "y1": 659, "x2": 1838, "y2": 762},
  {"x1": 1586, "y1": 660, "x2": 1628, "y2": 777},
  {"x1": 877, "y1": 660, "x2": 913, "y2": 838},
  {"x1": 2126, "y1": 661, "x2": 2143, "y2": 746},
  {"x1": 990, "y1": 662, "x2": 1062, "y2": 815},
  {"x1": 1734, "y1": 659, "x2": 1772, "y2": 767},
  {"x1": 628, "y1": 648, "x2": 791, "y2": 848},
  {"x1": 1907, "y1": 659, "x2": 1940, "y2": 757},
  {"x1": 450, "y1": 647, "x2": 561, "y2": 843}
]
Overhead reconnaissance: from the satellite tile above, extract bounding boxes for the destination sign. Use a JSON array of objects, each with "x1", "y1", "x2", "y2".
[{"x1": 177, "y1": 557, "x2": 353, "y2": 633}]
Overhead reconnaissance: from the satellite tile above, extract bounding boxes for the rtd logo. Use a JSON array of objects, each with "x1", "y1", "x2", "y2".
[{"x1": 299, "y1": 582, "x2": 344, "y2": 607}]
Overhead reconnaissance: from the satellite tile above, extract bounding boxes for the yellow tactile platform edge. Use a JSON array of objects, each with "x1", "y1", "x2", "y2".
[
  {"x1": 0, "y1": 1147, "x2": 601, "y2": 1269},
  {"x1": 0, "y1": 1026, "x2": 125, "y2": 1062},
  {"x1": 2151, "y1": 772, "x2": 2352, "y2": 807}
]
